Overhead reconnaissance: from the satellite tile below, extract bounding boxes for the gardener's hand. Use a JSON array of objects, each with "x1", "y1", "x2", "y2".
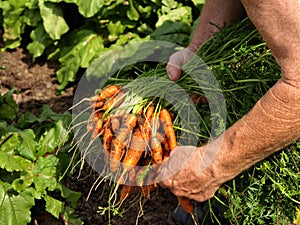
[
  {"x1": 159, "y1": 145, "x2": 223, "y2": 202},
  {"x1": 166, "y1": 47, "x2": 197, "y2": 81}
]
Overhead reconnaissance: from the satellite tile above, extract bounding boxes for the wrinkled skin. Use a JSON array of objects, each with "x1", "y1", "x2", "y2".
[
  {"x1": 161, "y1": 0, "x2": 300, "y2": 202},
  {"x1": 159, "y1": 145, "x2": 221, "y2": 202}
]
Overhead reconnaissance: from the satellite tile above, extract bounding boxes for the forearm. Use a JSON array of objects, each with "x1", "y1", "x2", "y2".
[
  {"x1": 161, "y1": 0, "x2": 300, "y2": 203},
  {"x1": 241, "y1": 0, "x2": 300, "y2": 74},
  {"x1": 213, "y1": 78, "x2": 300, "y2": 181},
  {"x1": 211, "y1": 0, "x2": 300, "y2": 181},
  {"x1": 189, "y1": 0, "x2": 246, "y2": 51}
]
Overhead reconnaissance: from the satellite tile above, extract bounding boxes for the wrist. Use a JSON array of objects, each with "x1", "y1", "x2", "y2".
[{"x1": 187, "y1": 44, "x2": 199, "y2": 54}]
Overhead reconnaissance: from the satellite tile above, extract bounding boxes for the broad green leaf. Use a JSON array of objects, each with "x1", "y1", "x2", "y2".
[
  {"x1": 32, "y1": 155, "x2": 58, "y2": 192},
  {"x1": 26, "y1": 186, "x2": 42, "y2": 199},
  {"x1": 137, "y1": 5, "x2": 152, "y2": 18},
  {"x1": 16, "y1": 113, "x2": 39, "y2": 129},
  {"x1": 36, "y1": 104, "x2": 68, "y2": 122},
  {"x1": 44, "y1": 194, "x2": 63, "y2": 218},
  {"x1": 0, "y1": 2, "x2": 27, "y2": 49},
  {"x1": 0, "y1": 88, "x2": 19, "y2": 121},
  {"x1": 38, "y1": 120, "x2": 69, "y2": 157},
  {"x1": 162, "y1": 0, "x2": 178, "y2": 9},
  {"x1": 47, "y1": 0, "x2": 117, "y2": 18},
  {"x1": 86, "y1": 45, "x2": 122, "y2": 81},
  {"x1": 86, "y1": 38, "x2": 156, "y2": 81},
  {"x1": 137, "y1": 23, "x2": 153, "y2": 35},
  {"x1": 294, "y1": 208, "x2": 300, "y2": 225},
  {"x1": 38, "y1": 0, "x2": 69, "y2": 40},
  {"x1": 48, "y1": 0, "x2": 107, "y2": 17},
  {"x1": 16, "y1": 105, "x2": 71, "y2": 130},
  {"x1": 0, "y1": 104, "x2": 18, "y2": 121},
  {"x1": 79, "y1": 34, "x2": 104, "y2": 68},
  {"x1": 18, "y1": 129, "x2": 37, "y2": 161},
  {"x1": 151, "y1": 21, "x2": 191, "y2": 46},
  {"x1": 12, "y1": 173, "x2": 34, "y2": 192},
  {"x1": 0, "y1": 122, "x2": 7, "y2": 135},
  {"x1": 57, "y1": 184, "x2": 81, "y2": 208},
  {"x1": 56, "y1": 29, "x2": 103, "y2": 90},
  {"x1": 61, "y1": 206, "x2": 84, "y2": 225},
  {"x1": 56, "y1": 61, "x2": 80, "y2": 91},
  {"x1": 191, "y1": 0, "x2": 206, "y2": 8},
  {"x1": 76, "y1": 0, "x2": 106, "y2": 18},
  {"x1": 0, "y1": 151, "x2": 32, "y2": 172},
  {"x1": 27, "y1": 22, "x2": 52, "y2": 59},
  {"x1": 107, "y1": 20, "x2": 126, "y2": 41},
  {"x1": 23, "y1": 9, "x2": 41, "y2": 26},
  {"x1": 127, "y1": 0, "x2": 139, "y2": 21},
  {"x1": 156, "y1": 6, "x2": 192, "y2": 27},
  {"x1": 0, "y1": 183, "x2": 35, "y2": 225},
  {"x1": 0, "y1": 133, "x2": 20, "y2": 154},
  {"x1": 25, "y1": 0, "x2": 40, "y2": 9}
]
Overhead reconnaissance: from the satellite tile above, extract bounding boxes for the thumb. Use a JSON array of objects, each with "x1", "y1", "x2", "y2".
[
  {"x1": 166, "y1": 54, "x2": 183, "y2": 81},
  {"x1": 166, "y1": 48, "x2": 196, "y2": 81}
]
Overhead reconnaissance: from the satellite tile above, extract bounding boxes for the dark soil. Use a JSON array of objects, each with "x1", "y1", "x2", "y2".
[{"x1": 0, "y1": 47, "x2": 178, "y2": 225}]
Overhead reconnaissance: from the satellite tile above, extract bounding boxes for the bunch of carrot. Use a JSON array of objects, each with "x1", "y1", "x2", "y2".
[{"x1": 87, "y1": 84, "x2": 194, "y2": 214}]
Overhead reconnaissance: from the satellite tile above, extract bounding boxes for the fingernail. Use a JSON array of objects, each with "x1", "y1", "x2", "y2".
[{"x1": 167, "y1": 67, "x2": 180, "y2": 81}]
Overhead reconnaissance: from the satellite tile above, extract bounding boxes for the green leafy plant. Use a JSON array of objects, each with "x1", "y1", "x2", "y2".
[
  {"x1": 0, "y1": 0, "x2": 203, "y2": 91},
  {"x1": 0, "y1": 89, "x2": 83, "y2": 225}
]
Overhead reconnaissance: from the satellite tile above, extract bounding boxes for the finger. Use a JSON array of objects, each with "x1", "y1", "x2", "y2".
[
  {"x1": 166, "y1": 51, "x2": 186, "y2": 81},
  {"x1": 166, "y1": 63, "x2": 181, "y2": 81},
  {"x1": 166, "y1": 48, "x2": 196, "y2": 81},
  {"x1": 158, "y1": 177, "x2": 173, "y2": 189},
  {"x1": 188, "y1": 189, "x2": 216, "y2": 203}
]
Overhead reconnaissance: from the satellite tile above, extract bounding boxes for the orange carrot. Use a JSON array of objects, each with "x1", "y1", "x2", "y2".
[
  {"x1": 90, "y1": 84, "x2": 121, "y2": 102},
  {"x1": 92, "y1": 100, "x2": 104, "y2": 109},
  {"x1": 87, "y1": 109, "x2": 103, "y2": 134},
  {"x1": 122, "y1": 106, "x2": 154, "y2": 170},
  {"x1": 120, "y1": 185, "x2": 135, "y2": 201},
  {"x1": 145, "y1": 105, "x2": 154, "y2": 122},
  {"x1": 110, "y1": 115, "x2": 121, "y2": 132},
  {"x1": 122, "y1": 128, "x2": 149, "y2": 170},
  {"x1": 119, "y1": 167, "x2": 136, "y2": 201},
  {"x1": 103, "y1": 125, "x2": 113, "y2": 153},
  {"x1": 140, "y1": 184, "x2": 155, "y2": 198},
  {"x1": 95, "y1": 119, "x2": 104, "y2": 134},
  {"x1": 178, "y1": 196, "x2": 194, "y2": 214},
  {"x1": 159, "y1": 109, "x2": 194, "y2": 213},
  {"x1": 151, "y1": 136, "x2": 163, "y2": 164},
  {"x1": 91, "y1": 119, "x2": 104, "y2": 139},
  {"x1": 110, "y1": 114, "x2": 137, "y2": 172},
  {"x1": 102, "y1": 89, "x2": 125, "y2": 111},
  {"x1": 156, "y1": 131, "x2": 170, "y2": 161},
  {"x1": 159, "y1": 108, "x2": 177, "y2": 151}
]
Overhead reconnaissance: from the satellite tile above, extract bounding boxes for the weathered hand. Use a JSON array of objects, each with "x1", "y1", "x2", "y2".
[
  {"x1": 166, "y1": 47, "x2": 196, "y2": 81},
  {"x1": 159, "y1": 145, "x2": 223, "y2": 202}
]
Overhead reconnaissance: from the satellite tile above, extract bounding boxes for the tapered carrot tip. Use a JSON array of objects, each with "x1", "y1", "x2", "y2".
[
  {"x1": 120, "y1": 185, "x2": 135, "y2": 201},
  {"x1": 140, "y1": 185, "x2": 155, "y2": 198},
  {"x1": 178, "y1": 196, "x2": 194, "y2": 214}
]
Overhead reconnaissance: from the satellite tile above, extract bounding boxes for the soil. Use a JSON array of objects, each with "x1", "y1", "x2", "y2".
[{"x1": 0, "y1": 46, "x2": 178, "y2": 225}]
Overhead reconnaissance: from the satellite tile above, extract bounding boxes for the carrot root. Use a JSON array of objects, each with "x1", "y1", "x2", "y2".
[{"x1": 178, "y1": 196, "x2": 194, "y2": 214}]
